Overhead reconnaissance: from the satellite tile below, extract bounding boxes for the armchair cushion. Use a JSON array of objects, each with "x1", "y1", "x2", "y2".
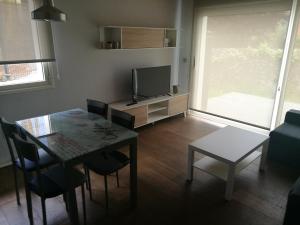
[
  {"x1": 285, "y1": 110, "x2": 300, "y2": 127},
  {"x1": 271, "y1": 123, "x2": 300, "y2": 141},
  {"x1": 268, "y1": 122, "x2": 300, "y2": 169},
  {"x1": 283, "y1": 177, "x2": 300, "y2": 225}
]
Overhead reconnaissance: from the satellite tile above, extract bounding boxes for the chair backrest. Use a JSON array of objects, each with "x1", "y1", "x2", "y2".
[
  {"x1": 12, "y1": 133, "x2": 43, "y2": 191},
  {"x1": 111, "y1": 109, "x2": 135, "y2": 130},
  {"x1": 0, "y1": 117, "x2": 26, "y2": 163},
  {"x1": 87, "y1": 99, "x2": 108, "y2": 119}
]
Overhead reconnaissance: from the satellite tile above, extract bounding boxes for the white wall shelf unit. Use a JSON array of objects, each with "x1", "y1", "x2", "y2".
[{"x1": 98, "y1": 26, "x2": 178, "y2": 50}]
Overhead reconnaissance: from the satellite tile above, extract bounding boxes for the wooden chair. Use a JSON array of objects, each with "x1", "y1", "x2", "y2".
[
  {"x1": 84, "y1": 109, "x2": 135, "y2": 210},
  {"x1": 12, "y1": 133, "x2": 87, "y2": 225},
  {"x1": 0, "y1": 117, "x2": 56, "y2": 205},
  {"x1": 268, "y1": 110, "x2": 300, "y2": 169},
  {"x1": 87, "y1": 99, "x2": 108, "y2": 119}
]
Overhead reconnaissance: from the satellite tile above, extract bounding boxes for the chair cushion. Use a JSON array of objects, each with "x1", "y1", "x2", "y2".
[
  {"x1": 43, "y1": 165, "x2": 86, "y2": 191},
  {"x1": 84, "y1": 151, "x2": 129, "y2": 175},
  {"x1": 29, "y1": 165, "x2": 86, "y2": 198},
  {"x1": 16, "y1": 148, "x2": 56, "y2": 171},
  {"x1": 28, "y1": 174, "x2": 64, "y2": 198}
]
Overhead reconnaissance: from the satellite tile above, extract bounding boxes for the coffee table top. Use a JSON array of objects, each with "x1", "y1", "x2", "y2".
[{"x1": 189, "y1": 126, "x2": 269, "y2": 164}]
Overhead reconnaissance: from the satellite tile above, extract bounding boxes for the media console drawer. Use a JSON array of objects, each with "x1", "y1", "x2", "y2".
[
  {"x1": 169, "y1": 95, "x2": 188, "y2": 116},
  {"x1": 124, "y1": 105, "x2": 148, "y2": 128}
]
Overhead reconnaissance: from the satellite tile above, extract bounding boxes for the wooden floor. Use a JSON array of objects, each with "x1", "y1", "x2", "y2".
[{"x1": 0, "y1": 115, "x2": 299, "y2": 225}]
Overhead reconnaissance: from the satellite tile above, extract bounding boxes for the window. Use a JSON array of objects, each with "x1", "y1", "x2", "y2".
[
  {"x1": 190, "y1": 0, "x2": 300, "y2": 130},
  {"x1": 0, "y1": 0, "x2": 56, "y2": 94}
]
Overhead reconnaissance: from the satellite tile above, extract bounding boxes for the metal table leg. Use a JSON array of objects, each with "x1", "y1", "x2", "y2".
[
  {"x1": 129, "y1": 137, "x2": 138, "y2": 208},
  {"x1": 65, "y1": 165, "x2": 80, "y2": 225}
]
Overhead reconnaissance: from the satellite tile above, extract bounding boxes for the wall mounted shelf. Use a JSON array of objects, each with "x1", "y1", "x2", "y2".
[{"x1": 98, "y1": 26, "x2": 177, "y2": 50}]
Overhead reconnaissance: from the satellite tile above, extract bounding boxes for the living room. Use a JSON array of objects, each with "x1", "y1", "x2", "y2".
[{"x1": 0, "y1": 0, "x2": 299, "y2": 225}]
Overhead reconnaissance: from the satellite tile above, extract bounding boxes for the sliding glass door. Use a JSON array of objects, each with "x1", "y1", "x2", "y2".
[
  {"x1": 191, "y1": 0, "x2": 296, "y2": 129},
  {"x1": 279, "y1": 22, "x2": 300, "y2": 122}
]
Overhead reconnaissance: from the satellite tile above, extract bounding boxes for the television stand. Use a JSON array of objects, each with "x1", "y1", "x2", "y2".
[
  {"x1": 110, "y1": 92, "x2": 189, "y2": 128},
  {"x1": 126, "y1": 100, "x2": 138, "y2": 106}
]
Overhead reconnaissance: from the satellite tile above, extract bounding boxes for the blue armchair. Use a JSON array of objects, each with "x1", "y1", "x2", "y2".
[
  {"x1": 283, "y1": 176, "x2": 300, "y2": 225},
  {"x1": 268, "y1": 110, "x2": 300, "y2": 169}
]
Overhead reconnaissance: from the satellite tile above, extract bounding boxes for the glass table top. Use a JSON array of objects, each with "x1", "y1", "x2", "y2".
[{"x1": 16, "y1": 109, "x2": 138, "y2": 162}]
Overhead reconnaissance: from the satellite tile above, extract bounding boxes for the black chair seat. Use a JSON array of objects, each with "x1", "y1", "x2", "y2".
[
  {"x1": 16, "y1": 148, "x2": 56, "y2": 172},
  {"x1": 29, "y1": 174, "x2": 64, "y2": 198},
  {"x1": 44, "y1": 165, "x2": 87, "y2": 190},
  {"x1": 28, "y1": 165, "x2": 86, "y2": 198},
  {"x1": 85, "y1": 151, "x2": 129, "y2": 175}
]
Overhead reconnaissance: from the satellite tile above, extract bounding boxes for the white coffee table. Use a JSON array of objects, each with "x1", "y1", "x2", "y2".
[{"x1": 187, "y1": 126, "x2": 269, "y2": 201}]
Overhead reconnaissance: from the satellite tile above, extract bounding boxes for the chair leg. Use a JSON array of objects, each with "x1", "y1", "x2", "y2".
[
  {"x1": 41, "y1": 197, "x2": 47, "y2": 225},
  {"x1": 12, "y1": 165, "x2": 21, "y2": 205},
  {"x1": 25, "y1": 188, "x2": 34, "y2": 225},
  {"x1": 81, "y1": 185, "x2": 87, "y2": 225},
  {"x1": 86, "y1": 169, "x2": 93, "y2": 201},
  {"x1": 63, "y1": 193, "x2": 69, "y2": 212},
  {"x1": 104, "y1": 175, "x2": 108, "y2": 211},
  {"x1": 116, "y1": 171, "x2": 120, "y2": 188},
  {"x1": 84, "y1": 166, "x2": 90, "y2": 190}
]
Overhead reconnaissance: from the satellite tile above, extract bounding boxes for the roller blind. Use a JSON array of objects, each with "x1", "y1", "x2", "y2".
[
  {"x1": 0, "y1": 0, "x2": 55, "y2": 65},
  {"x1": 191, "y1": 0, "x2": 293, "y2": 128}
]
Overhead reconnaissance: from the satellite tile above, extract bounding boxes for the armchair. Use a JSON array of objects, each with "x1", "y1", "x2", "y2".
[{"x1": 268, "y1": 110, "x2": 300, "y2": 169}]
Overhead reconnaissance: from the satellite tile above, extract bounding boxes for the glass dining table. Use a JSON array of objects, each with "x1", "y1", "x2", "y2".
[{"x1": 16, "y1": 108, "x2": 138, "y2": 225}]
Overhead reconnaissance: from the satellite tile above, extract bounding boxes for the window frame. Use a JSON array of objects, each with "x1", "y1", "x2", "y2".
[{"x1": 0, "y1": 61, "x2": 56, "y2": 95}]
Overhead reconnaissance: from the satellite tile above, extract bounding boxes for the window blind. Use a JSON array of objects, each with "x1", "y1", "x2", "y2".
[
  {"x1": 190, "y1": 0, "x2": 293, "y2": 128},
  {"x1": 0, "y1": 0, "x2": 55, "y2": 65}
]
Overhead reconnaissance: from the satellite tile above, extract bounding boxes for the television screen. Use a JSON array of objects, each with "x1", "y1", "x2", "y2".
[{"x1": 132, "y1": 65, "x2": 171, "y2": 98}]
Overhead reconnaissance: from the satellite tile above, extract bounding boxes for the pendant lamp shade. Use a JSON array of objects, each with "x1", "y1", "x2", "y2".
[{"x1": 32, "y1": 0, "x2": 67, "y2": 22}]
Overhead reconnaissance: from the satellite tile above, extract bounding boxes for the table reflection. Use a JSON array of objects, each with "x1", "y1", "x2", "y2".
[{"x1": 17, "y1": 115, "x2": 53, "y2": 138}]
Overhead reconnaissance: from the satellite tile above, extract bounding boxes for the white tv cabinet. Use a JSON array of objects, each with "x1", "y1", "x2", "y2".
[{"x1": 110, "y1": 93, "x2": 189, "y2": 128}]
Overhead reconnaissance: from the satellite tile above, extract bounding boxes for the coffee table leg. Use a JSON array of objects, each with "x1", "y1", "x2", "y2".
[
  {"x1": 259, "y1": 139, "x2": 269, "y2": 172},
  {"x1": 187, "y1": 147, "x2": 194, "y2": 181},
  {"x1": 225, "y1": 165, "x2": 235, "y2": 201}
]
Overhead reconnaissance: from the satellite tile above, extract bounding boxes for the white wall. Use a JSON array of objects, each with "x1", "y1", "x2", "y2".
[
  {"x1": 0, "y1": 0, "x2": 194, "y2": 166},
  {"x1": 194, "y1": 0, "x2": 287, "y2": 7}
]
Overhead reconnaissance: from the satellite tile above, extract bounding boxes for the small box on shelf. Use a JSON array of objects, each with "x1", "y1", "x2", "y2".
[
  {"x1": 98, "y1": 26, "x2": 122, "y2": 49},
  {"x1": 165, "y1": 29, "x2": 177, "y2": 48}
]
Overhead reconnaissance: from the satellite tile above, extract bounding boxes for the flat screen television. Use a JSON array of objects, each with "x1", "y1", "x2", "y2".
[{"x1": 132, "y1": 65, "x2": 171, "y2": 100}]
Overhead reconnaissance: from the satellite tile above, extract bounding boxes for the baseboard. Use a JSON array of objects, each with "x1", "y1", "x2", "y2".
[{"x1": 0, "y1": 161, "x2": 12, "y2": 169}]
